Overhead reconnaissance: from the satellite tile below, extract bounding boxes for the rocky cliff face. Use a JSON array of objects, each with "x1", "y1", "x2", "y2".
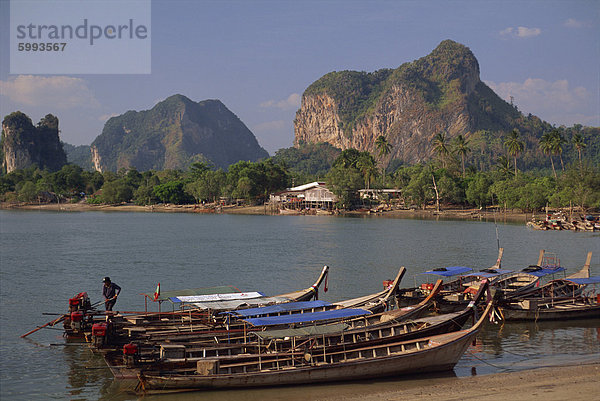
[
  {"x1": 294, "y1": 40, "x2": 521, "y2": 165},
  {"x1": 91, "y1": 95, "x2": 269, "y2": 172},
  {"x1": 1, "y1": 112, "x2": 67, "y2": 173}
]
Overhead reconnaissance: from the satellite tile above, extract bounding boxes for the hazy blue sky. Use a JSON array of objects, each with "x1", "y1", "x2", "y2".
[{"x1": 1, "y1": 0, "x2": 598, "y2": 155}]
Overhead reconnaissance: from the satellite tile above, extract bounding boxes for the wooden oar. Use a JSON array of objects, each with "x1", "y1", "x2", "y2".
[{"x1": 21, "y1": 314, "x2": 66, "y2": 338}]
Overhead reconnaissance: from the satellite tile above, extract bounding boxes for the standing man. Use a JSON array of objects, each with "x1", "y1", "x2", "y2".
[{"x1": 102, "y1": 277, "x2": 121, "y2": 311}]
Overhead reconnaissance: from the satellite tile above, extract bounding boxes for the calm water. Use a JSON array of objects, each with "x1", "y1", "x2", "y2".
[{"x1": 1, "y1": 210, "x2": 599, "y2": 400}]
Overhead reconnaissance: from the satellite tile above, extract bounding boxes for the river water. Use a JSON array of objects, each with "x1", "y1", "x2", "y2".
[{"x1": 1, "y1": 210, "x2": 599, "y2": 400}]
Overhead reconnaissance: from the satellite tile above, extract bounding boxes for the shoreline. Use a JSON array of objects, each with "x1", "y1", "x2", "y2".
[
  {"x1": 327, "y1": 362, "x2": 600, "y2": 401},
  {"x1": 0, "y1": 201, "x2": 534, "y2": 223}
]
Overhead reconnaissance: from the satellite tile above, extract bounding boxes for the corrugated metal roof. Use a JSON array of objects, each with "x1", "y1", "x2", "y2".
[{"x1": 289, "y1": 182, "x2": 326, "y2": 191}]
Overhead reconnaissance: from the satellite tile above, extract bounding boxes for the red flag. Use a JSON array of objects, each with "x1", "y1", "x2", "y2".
[
  {"x1": 153, "y1": 283, "x2": 160, "y2": 301},
  {"x1": 324, "y1": 273, "x2": 328, "y2": 293}
]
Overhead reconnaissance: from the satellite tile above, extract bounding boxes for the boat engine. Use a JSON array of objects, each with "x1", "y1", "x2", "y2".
[
  {"x1": 91, "y1": 322, "x2": 113, "y2": 348},
  {"x1": 122, "y1": 343, "x2": 139, "y2": 367},
  {"x1": 69, "y1": 292, "x2": 91, "y2": 312},
  {"x1": 70, "y1": 311, "x2": 84, "y2": 332}
]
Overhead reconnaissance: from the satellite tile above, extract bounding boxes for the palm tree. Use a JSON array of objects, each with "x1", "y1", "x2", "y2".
[
  {"x1": 495, "y1": 155, "x2": 514, "y2": 178},
  {"x1": 539, "y1": 131, "x2": 557, "y2": 179},
  {"x1": 375, "y1": 135, "x2": 392, "y2": 186},
  {"x1": 356, "y1": 153, "x2": 377, "y2": 190},
  {"x1": 551, "y1": 130, "x2": 567, "y2": 171},
  {"x1": 452, "y1": 134, "x2": 471, "y2": 177},
  {"x1": 503, "y1": 129, "x2": 524, "y2": 178},
  {"x1": 432, "y1": 132, "x2": 450, "y2": 168},
  {"x1": 572, "y1": 133, "x2": 587, "y2": 170}
]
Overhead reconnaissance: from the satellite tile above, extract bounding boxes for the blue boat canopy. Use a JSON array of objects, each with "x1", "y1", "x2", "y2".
[
  {"x1": 463, "y1": 269, "x2": 513, "y2": 278},
  {"x1": 522, "y1": 266, "x2": 566, "y2": 277},
  {"x1": 421, "y1": 266, "x2": 473, "y2": 277},
  {"x1": 241, "y1": 308, "x2": 372, "y2": 327},
  {"x1": 222, "y1": 300, "x2": 332, "y2": 317},
  {"x1": 566, "y1": 276, "x2": 600, "y2": 285}
]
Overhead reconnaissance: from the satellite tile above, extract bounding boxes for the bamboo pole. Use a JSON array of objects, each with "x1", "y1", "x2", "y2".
[{"x1": 21, "y1": 315, "x2": 66, "y2": 338}]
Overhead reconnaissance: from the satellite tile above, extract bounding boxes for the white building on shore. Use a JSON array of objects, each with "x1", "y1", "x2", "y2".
[{"x1": 270, "y1": 182, "x2": 337, "y2": 210}]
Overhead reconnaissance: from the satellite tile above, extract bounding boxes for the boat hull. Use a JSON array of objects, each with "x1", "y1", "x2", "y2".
[
  {"x1": 500, "y1": 303, "x2": 600, "y2": 321},
  {"x1": 138, "y1": 328, "x2": 477, "y2": 391}
]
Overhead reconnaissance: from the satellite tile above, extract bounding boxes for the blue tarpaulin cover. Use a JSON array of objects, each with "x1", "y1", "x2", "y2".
[
  {"x1": 463, "y1": 269, "x2": 514, "y2": 278},
  {"x1": 566, "y1": 276, "x2": 600, "y2": 285},
  {"x1": 241, "y1": 308, "x2": 372, "y2": 326},
  {"x1": 223, "y1": 300, "x2": 332, "y2": 317},
  {"x1": 421, "y1": 266, "x2": 473, "y2": 277},
  {"x1": 524, "y1": 267, "x2": 566, "y2": 277}
]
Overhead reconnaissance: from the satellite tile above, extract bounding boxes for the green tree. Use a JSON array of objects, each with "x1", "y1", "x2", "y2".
[
  {"x1": 82, "y1": 170, "x2": 104, "y2": 194},
  {"x1": 326, "y1": 164, "x2": 363, "y2": 209},
  {"x1": 436, "y1": 173, "x2": 464, "y2": 205},
  {"x1": 332, "y1": 148, "x2": 363, "y2": 169},
  {"x1": 572, "y1": 133, "x2": 587, "y2": 171},
  {"x1": 153, "y1": 181, "x2": 193, "y2": 204},
  {"x1": 539, "y1": 131, "x2": 557, "y2": 179},
  {"x1": 551, "y1": 130, "x2": 567, "y2": 171},
  {"x1": 549, "y1": 166, "x2": 600, "y2": 211},
  {"x1": 51, "y1": 164, "x2": 85, "y2": 195},
  {"x1": 432, "y1": 132, "x2": 450, "y2": 168},
  {"x1": 452, "y1": 134, "x2": 471, "y2": 177},
  {"x1": 375, "y1": 135, "x2": 392, "y2": 185},
  {"x1": 234, "y1": 176, "x2": 253, "y2": 201},
  {"x1": 404, "y1": 165, "x2": 434, "y2": 210},
  {"x1": 17, "y1": 181, "x2": 38, "y2": 202},
  {"x1": 503, "y1": 129, "x2": 524, "y2": 178},
  {"x1": 186, "y1": 169, "x2": 226, "y2": 203},
  {"x1": 356, "y1": 153, "x2": 378, "y2": 190},
  {"x1": 101, "y1": 179, "x2": 133, "y2": 204},
  {"x1": 516, "y1": 178, "x2": 552, "y2": 212},
  {"x1": 465, "y1": 172, "x2": 492, "y2": 208},
  {"x1": 494, "y1": 156, "x2": 514, "y2": 179}
]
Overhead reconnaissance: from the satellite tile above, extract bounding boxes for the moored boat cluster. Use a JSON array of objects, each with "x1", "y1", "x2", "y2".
[{"x1": 26, "y1": 251, "x2": 600, "y2": 394}]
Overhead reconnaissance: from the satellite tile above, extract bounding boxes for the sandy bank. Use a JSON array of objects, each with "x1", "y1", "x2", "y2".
[
  {"x1": 323, "y1": 363, "x2": 600, "y2": 401},
  {"x1": 0, "y1": 202, "x2": 533, "y2": 222}
]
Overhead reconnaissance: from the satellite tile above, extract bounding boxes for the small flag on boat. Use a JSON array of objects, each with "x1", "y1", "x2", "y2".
[
  {"x1": 153, "y1": 283, "x2": 160, "y2": 301},
  {"x1": 324, "y1": 272, "x2": 328, "y2": 293}
]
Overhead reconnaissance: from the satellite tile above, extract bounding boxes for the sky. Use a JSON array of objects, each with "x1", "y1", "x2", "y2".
[{"x1": 0, "y1": 0, "x2": 598, "y2": 155}]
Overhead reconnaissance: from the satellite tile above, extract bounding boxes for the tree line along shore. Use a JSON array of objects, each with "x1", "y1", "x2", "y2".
[{"x1": 1, "y1": 130, "x2": 598, "y2": 216}]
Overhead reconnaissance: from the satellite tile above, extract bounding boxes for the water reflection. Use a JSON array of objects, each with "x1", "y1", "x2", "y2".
[
  {"x1": 3, "y1": 211, "x2": 599, "y2": 400},
  {"x1": 474, "y1": 318, "x2": 600, "y2": 373}
]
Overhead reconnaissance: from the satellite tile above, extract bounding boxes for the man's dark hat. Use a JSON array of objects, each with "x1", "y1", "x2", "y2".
[{"x1": 103, "y1": 277, "x2": 111, "y2": 283}]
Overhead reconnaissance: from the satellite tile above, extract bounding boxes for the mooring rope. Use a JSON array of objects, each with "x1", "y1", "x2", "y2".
[{"x1": 465, "y1": 350, "x2": 508, "y2": 371}]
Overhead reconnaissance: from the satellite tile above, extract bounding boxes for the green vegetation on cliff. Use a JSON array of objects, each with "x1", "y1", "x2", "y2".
[
  {"x1": 1, "y1": 112, "x2": 67, "y2": 173},
  {"x1": 92, "y1": 94, "x2": 269, "y2": 172},
  {"x1": 304, "y1": 40, "x2": 481, "y2": 134},
  {"x1": 300, "y1": 40, "x2": 597, "y2": 172}
]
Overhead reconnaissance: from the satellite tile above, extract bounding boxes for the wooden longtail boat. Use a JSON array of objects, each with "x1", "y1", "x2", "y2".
[
  {"x1": 330, "y1": 267, "x2": 405, "y2": 312},
  {"x1": 397, "y1": 248, "x2": 504, "y2": 312},
  {"x1": 505, "y1": 252, "x2": 593, "y2": 301},
  {"x1": 90, "y1": 267, "x2": 401, "y2": 349},
  {"x1": 173, "y1": 265, "x2": 331, "y2": 311},
  {"x1": 135, "y1": 301, "x2": 494, "y2": 393},
  {"x1": 495, "y1": 250, "x2": 566, "y2": 300},
  {"x1": 77, "y1": 266, "x2": 330, "y2": 349},
  {"x1": 119, "y1": 270, "x2": 423, "y2": 349},
  {"x1": 104, "y1": 280, "x2": 490, "y2": 380},
  {"x1": 499, "y1": 295, "x2": 600, "y2": 321}
]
